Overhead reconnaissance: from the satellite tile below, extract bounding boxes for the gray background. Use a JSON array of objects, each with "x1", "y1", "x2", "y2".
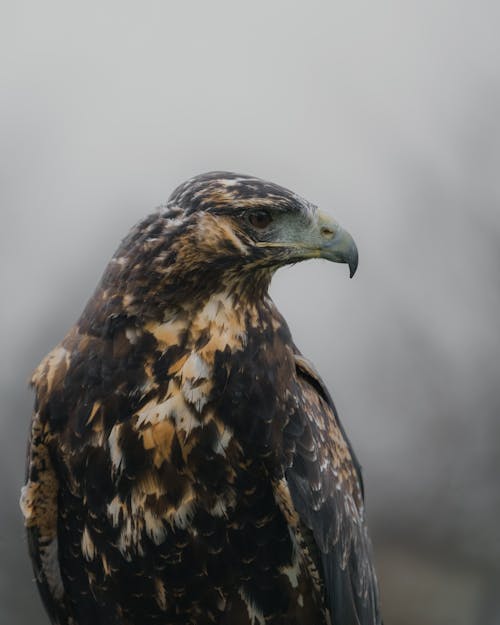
[{"x1": 1, "y1": 2, "x2": 499, "y2": 624}]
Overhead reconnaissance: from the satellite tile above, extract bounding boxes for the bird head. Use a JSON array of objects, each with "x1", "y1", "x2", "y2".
[
  {"x1": 99, "y1": 172, "x2": 358, "y2": 315},
  {"x1": 166, "y1": 171, "x2": 358, "y2": 280}
]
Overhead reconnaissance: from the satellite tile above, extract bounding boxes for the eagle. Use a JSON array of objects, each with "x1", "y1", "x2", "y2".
[{"x1": 21, "y1": 172, "x2": 381, "y2": 625}]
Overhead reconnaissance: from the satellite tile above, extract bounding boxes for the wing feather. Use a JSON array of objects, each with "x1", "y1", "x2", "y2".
[
  {"x1": 21, "y1": 412, "x2": 72, "y2": 625},
  {"x1": 280, "y1": 353, "x2": 381, "y2": 625}
]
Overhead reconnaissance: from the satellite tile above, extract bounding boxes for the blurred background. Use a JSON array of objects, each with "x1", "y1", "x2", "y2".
[{"x1": 1, "y1": 1, "x2": 499, "y2": 623}]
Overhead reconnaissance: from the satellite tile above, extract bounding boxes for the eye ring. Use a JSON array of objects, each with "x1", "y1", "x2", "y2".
[{"x1": 248, "y1": 210, "x2": 273, "y2": 229}]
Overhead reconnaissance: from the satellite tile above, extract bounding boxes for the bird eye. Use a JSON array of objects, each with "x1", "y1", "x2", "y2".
[{"x1": 248, "y1": 210, "x2": 273, "y2": 229}]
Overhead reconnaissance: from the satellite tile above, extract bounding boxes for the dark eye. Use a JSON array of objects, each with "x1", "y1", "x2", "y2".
[{"x1": 248, "y1": 210, "x2": 273, "y2": 229}]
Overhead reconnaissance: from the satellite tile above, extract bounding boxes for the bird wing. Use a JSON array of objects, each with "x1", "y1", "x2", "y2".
[
  {"x1": 21, "y1": 408, "x2": 72, "y2": 625},
  {"x1": 21, "y1": 343, "x2": 104, "y2": 625},
  {"x1": 276, "y1": 352, "x2": 381, "y2": 625}
]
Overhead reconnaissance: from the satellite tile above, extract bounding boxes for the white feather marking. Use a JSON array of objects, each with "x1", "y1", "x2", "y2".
[
  {"x1": 19, "y1": 484, "x2": 31, "y2": 521},
  {"x1": 34, "y1": 346, "x2": 70, "y2": 390},
  {"x1": 181, "y1": 379, "x2": 211, "y2": 412},
  {"x1": 165, "y1": 216, "x2": 184, "y2": 228},
  {"x1": 181, "y1": 352, "x2": 210, "y2": 382},
  {"x1": 135, "y1": 397, "x2": 169, "y2": 426},
  {"x1": 50, "y1": 346, "x2": 69, "y2": 366},
  {"x1": 143, "y1": 510, "x2": 167, "y2": 544},
  {"x1": 199, "y1": 292, "x2": 234, "y2": 323},
  {"x1": 167, "y1": 497, "x2": 196, "y2": 529},
  {"x1": 107, "y1": 496, "x2": 124, "y2": 526},
  {"x1": 125, "y1": 327, "x2": 141, "y2": 344},
  {"x1": 213, "y1": 426, "x2": 232, "y2": 457},
  {"x1": 146, "y1": 318, "x2": 185, "y2": 344},
  {"x1": 172, "y1": 399, "x2": 200, "y2": 436},
  {"x1": 281, "y1": 562, "x2": 300, "y2": 588},
  {"x1": 199, "y1": 297, "x2": 222, "y2": 323},
  {"x1": 117, "y1": 516, "x2": 145, "y2": 557},
  {"x1": 137, "y1": 379, "x2": 202, "y2": 434},
  {"x1": 81, "y1": 526, "x2": 96, "y2": 560},
  {"x1": 239, "y1": 587, "x2": 266, "y2": 625},
  {"x1": 209, "y1": 499, "x2": 228, "y2": 518},
  {"x1": 180, "y1": 352, "x2": 212, "y2": 411},
  {"x1": 108, "y1": 424, "x2": 125, "y2": 473}
]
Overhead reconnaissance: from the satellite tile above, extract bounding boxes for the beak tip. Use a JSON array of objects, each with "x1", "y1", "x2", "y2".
[
  {"x1": 315, "y1": 219, "x2": 359, "y2": 278},
  {"x1": 348, "y1": 247, "x2": 358, "y2": 279}
]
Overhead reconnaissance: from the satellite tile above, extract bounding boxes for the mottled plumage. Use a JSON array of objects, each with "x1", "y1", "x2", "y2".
[{"x1": 22, "y1": 172, "x2": 381, "y2": 625}]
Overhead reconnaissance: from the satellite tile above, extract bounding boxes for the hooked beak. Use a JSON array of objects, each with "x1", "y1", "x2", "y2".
[
  {"x1": 254, "y1": 209, "x2": 359, "y2": 277},
  {"x1": 315, "y1": 211, "x2": 359, "y2": 277}
]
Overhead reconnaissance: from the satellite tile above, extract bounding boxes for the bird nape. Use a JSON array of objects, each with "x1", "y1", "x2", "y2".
[{"x1": 21, "y1": 172, "x2": 381, "y2": 625}]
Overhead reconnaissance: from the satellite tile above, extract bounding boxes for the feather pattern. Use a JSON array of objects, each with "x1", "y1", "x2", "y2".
[{"x1": 22, "y1": 172, "x2": 381, "y2": 625}]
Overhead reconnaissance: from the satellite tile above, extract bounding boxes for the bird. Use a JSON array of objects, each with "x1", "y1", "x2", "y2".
[{"x1": 21, "y1": 172, "x2": 381, "y2": 625}]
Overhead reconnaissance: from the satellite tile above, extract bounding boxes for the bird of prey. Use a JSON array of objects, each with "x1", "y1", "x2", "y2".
[{"x1": 21, "y1": 172, "x2": 381, "y2": 625}]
